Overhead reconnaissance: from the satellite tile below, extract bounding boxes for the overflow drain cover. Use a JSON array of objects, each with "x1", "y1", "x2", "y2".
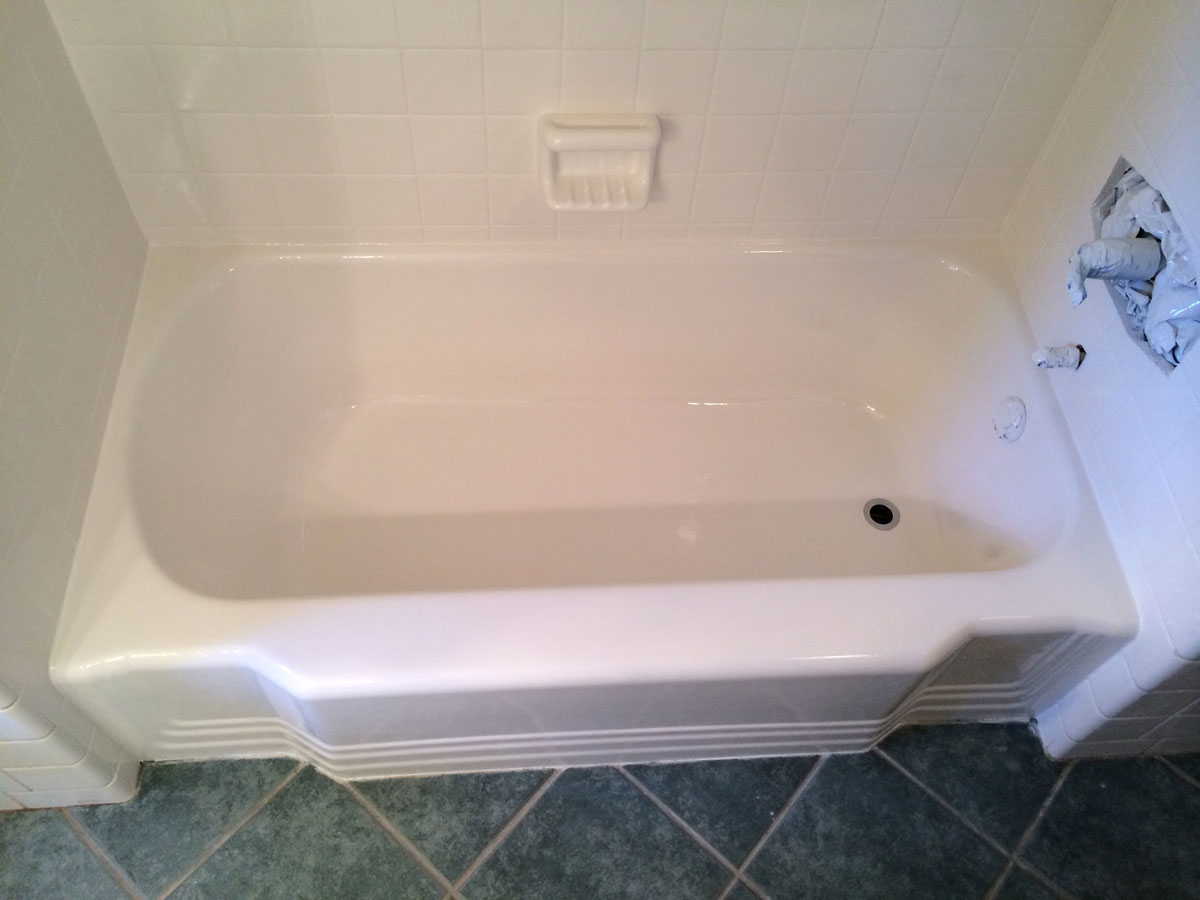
[{"x1": 864, "y1": 499, "x2": 899, "y2": 530}]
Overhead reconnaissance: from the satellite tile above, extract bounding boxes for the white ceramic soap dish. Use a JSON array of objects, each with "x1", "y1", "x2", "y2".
[{"x1": 538, "y1": 113, "x2": 661, "y2": 212}]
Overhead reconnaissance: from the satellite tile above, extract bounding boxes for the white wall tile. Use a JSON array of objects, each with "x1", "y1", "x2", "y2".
[
  {"x1": 757, "y1": 170, "x2": 830, "y2": 222},
  {"x1": 798, "y1": 0, "x2": 884, "y2": 48},
  {"x1": 272, "y1": 174, "x2": 351, "y2": 225},
  {"x1": 708, "y1": 51, "x2": 792, "y2": 115},
  {"x1": 904, "y1": 111, "x2": 987, "y2": 168},
  {"x1": 950, "y1": 166, "x2": 1025, "y2": 217},
  {"x1": 970, "y1": 110, "x2": 1058, "y2": 168},
  {"x1": 403, "y1": 50, "x2": 484, "y2": 113},
  {"x1": 333, "y1": 115, "x2": 415, "y2": 174},
  {"x1": 883, "y1": 168, "x2": 962, "y2": 219},
  {"x1": 485, "y1": 51, "x2": 561, "y2": 114},
  {"x1": 46, "y1": 0, "x2": 1109, "y2": 242},
  {"x1": 394, "y1": 0, "x2": 481, "y2": 48},
  {"x1": 311, "y1": 0, "x2": 398, "y2": 48},
  {"x1": 855, "y1": 49, "x2": 941, "y2": 114},
  {"x1": 69, "y1": 45, "x2": 169, "y2": 112},
  {"x1": 642, "y1": 0, "x2": 724, "y2": 49},
  {"x1": 635, "y1": 51, "x2": 716, "y2": 115},
  {"x1": 489, "y1": 174, "x2": 557, "y2": 225},
  {"x1": 998, "y1": 48, "x2": 1091, "y2": 111},
  {"x1": 837, "y1": 113, "x2": 917, "y2": 170},
  {"x1": 43, "y1": 0, "x2": 145, "y2": 43},
  {"x1": 96, "y1": 114, "x2": 187, "y2": 173},
  {"x1": 416, "y1": 174, "x2": 489, "y2": 224},
  {"x1": 198, "y1": 173, "x2": 280, "y2": 224},
  {"x1": 239, "y1": 49, "x2": 328, "y2": 114},
  {"x1": 563, "y1": 0, "x2": 644, "y2": 48},
  {"x1": 783, "y1": 50, "x2": 868, "y2": 114},
  {"x1": 227, "y1": 0, "x2": 316, "y2": 47},
  {"x1": 654, "y1": 116, "x2": 705, "y2": 172},
  {"x1": 768, "y1": 114, "x2": 849, "y2": 171},
  {"x1": 822, "y1": 169, "x2": 896, "y2": 220},
  {"x1": 721, "y1": 0, "x2": 806, "y2": 50},
  {"x1": 345, "y1": 175, "x2": 421, "y2": 225},
  {"x1": 561, "y1": 50, "x2": 638, "y2": 112},
  {"x1": 486, "y1": 116, "x2": 537, "y2": 173},
  {"x1": 1005, "y1": 0, "x2": 1200, "y2": 753},
  {"x1": 410, "y1": 116, "x2": 487, "y2": 173},
  {"x1": 256, "y1": 115, "x2": 341, "y2": 173},
  {"x1": 926, "y1": 48, "x2": 1015, "y2": 111},
  {"x1": 950, "y1": 0, "x2": 1038, "y2": 47},
  {"x1": 690, "y1": 172, "x2": 762, "y2": 223},
  {"x1": 322, "y1": 50, "x2": 407, "y2": 114},
  {"x1": 875, "y1": 0, "x2": 963, "y2": 49},
  {"x1": 1026, "y1": 0, "x2": 1115, "y2": 48},
  {"x1": 181, "y1": 114, "x2": 265, "y2": 172},
  {"x1": 698, "y1": 116, "x2": 776, "y2": 172},
  {"x1": 632, "y1": 172, "x2": 694, "y2": 223},
  {"x1": 1, "y1": 0, "x2": 143, "y2": 802},
  {"x1": 481, "y1": 0, "x2": 563, "y2": 48}
]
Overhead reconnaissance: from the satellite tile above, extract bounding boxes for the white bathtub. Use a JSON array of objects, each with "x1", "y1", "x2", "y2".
[{"x1": 53, "y1": 240, "x2": 1137, "y2": 778}]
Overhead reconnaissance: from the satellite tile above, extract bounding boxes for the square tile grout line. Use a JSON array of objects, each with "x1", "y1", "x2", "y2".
[
  {"x1": 615, "y1": 766, "x2": 747, "y2": 896},
  {"x1": 342, "y1": 781, "x2": 462, "y2": 899},
  {"x1": 980, "y1": 760, "x2": 1079, "y2": 900},
  {"x1": 444, "y1": 767, "x2": 563, "y2": 899},
  {"x1": 711, "y1": 754, "x2": 830, "y2": 900},
  {"x1": 1159, "y1": 755, "x2": 1200, "y2": 790},
  {"x1": 873, "y1": 747, "x2": 1012, "y2": 859},
  {"x1": 152, "y1": 760, "x2": 305, "y2": 900},
  {"x1": 60, "y1": 808, "x2": 148, "y2": 900}
]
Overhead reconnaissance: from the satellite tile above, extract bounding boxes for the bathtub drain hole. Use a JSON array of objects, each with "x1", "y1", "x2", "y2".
[{"x1": 865, "y1": 499, "x2": 899, "y2": 530}]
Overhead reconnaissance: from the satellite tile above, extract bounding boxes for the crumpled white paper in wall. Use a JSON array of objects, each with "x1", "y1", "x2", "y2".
[{"x1": 1072, "y1": 163, "x2": 1199, "y2": 367}]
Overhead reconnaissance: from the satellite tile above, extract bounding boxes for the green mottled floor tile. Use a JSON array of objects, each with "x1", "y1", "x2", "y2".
[
  {"x1": 0, "y1": 809, "x2": 128, "y2": 900},
  {"x1": 992, "y1": 866, "x2": 1065, "y2": 900},
  {"x1": 462, "y1": 767, "x2": 728, "y2": 900},
  {"x1": 170, "y1": 767, "x2": 442, "y2": 900},
  {"x1": 724, "y1": 881, "x2": 761, "y2": 900},
  {"x1": 73, "y1": 758, "x2": 296, "y2": 897},
  {"x1": 747, "y1": 753, "x2": 1006, "y2": 899},
  {"x1": 1166, "y1": 753, "x2": 1200, "y2": 783},
  {"x1": 1021, "y1": 757, "x2": 1200, "y2": 899},
  {"x1": 355, "y1": 768, "x2": 547, "y2": 880},
  {"x1": 625, "y1": 756, "x2": 815, "y2": 864},
  {"x1": 880, "y1": 723, "x2": 1063, "y2": 849}
]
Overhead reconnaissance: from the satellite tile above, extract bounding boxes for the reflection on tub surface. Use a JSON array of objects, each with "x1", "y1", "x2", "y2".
[{"x1": 55, "y1": 242, "x2": 1136, "y2": 777}]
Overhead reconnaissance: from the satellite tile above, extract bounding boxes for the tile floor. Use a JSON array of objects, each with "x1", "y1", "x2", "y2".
[{"x1": 2, "y1": 724, "x2": 1199, "y2": 899}]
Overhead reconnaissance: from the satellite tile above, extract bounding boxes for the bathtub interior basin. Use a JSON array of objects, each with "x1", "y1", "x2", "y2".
[{"x1": 52, "y1": 240, "x2": 1137, "y2": 777}]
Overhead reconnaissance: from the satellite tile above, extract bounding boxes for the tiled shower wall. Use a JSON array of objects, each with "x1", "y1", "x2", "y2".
[
  {"x1": 45, "y1": 0, "x2": 1112, "y2": 245},
  {"x1": 0, "y1": 1, "x2": 143, "y2": 807},
  {"x1": 1002, "y1": 0, "x2": 1200, "y2": 756}
]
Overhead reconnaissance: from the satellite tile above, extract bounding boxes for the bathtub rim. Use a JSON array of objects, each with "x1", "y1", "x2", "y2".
[{"x1": 53, "y1": 237, "x2": 1139, "y2": 708}]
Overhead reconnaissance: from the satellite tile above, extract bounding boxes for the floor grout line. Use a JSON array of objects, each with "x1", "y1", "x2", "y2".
[
  {"x1": 61, "y1": 808, "x2": 149, "y2": 900},
  {"x1": 874, "y1": 747, "x2": 1011, "y2": 859},
  {"x1": 722, "y1": 754, "x2": 828, "y2": 899},
  {"x1": 344, "y1": 782, "x2": 461, "y2": 899},
  {"x1": 449, "y1": 767, "x2": 563, "y2": 894},
  {"x1": 1158, "y1": 755, "x2": 1200, "y2": 790},
  {"x1": 1002, "y1": 760, "x2": 1079, "y2": 900},
  {"x1": 980, "y1": 859, "x2": 1019, "y2": 900},
  {"x1": 154, "y1": 760, "x2": 305, "y2": 900},
  {"x1": 1010, "y1": 855, "x2": 1079, "y2": 900},
  {"x1": 617, "y1": 766, "x2": 741, "y2": 876}
]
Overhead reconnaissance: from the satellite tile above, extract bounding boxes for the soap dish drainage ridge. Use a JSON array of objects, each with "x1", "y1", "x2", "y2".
[{"x1": 538, "y1": 113, "x2": 661, "y2": 212}]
